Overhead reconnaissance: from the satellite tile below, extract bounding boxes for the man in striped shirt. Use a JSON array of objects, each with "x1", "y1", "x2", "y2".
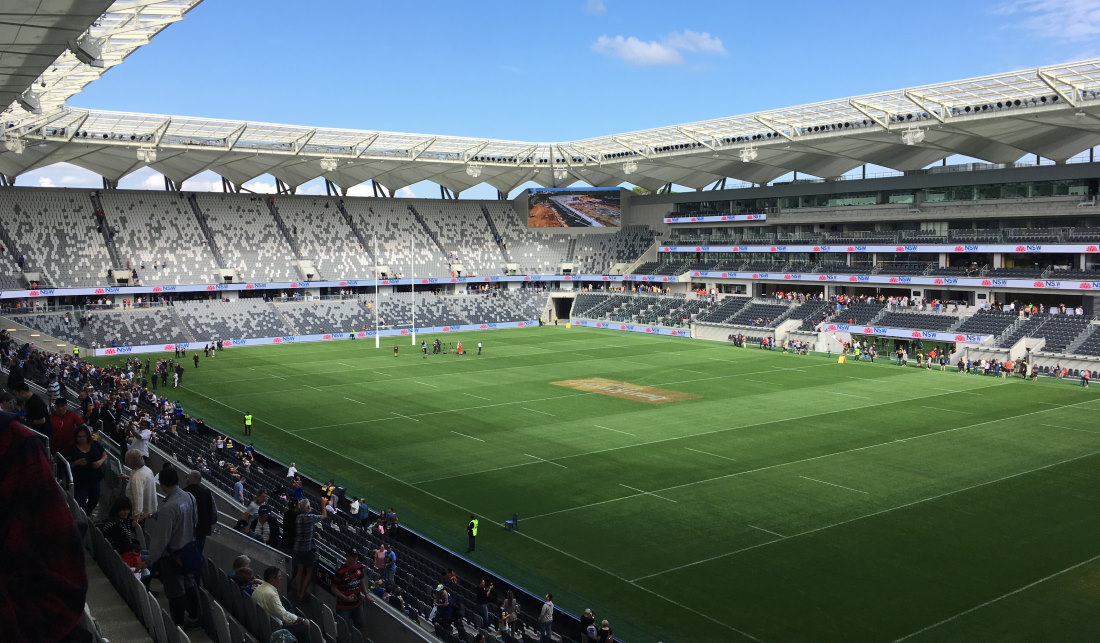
[{"x1": 331, "y1": 550, "x2": 372, "y2": 628}]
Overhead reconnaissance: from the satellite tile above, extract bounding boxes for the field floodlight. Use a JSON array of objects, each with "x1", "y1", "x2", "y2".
[
  {"x1": 622, "y1": 161, "x2": 638, "y2": 175},
  {"x1": 320, "y1": 157, "x2": 338, "y2": 172},
  {"x1": 900, "y1": 126, "x2": 925, "y2": 145},
  {"x1": 553, "y1": 168, "x2": 568, "y2": 181},
  {"x1": 17, "y1": 90, "x2": 42, "y2": 114},
  {"x1": 136, "y1": 146, "x2": 157, "y2": 162},
  {"x1": 465, "y1": 163, "x2": 482, "y2": 178},
  {"x1": 4, "y1": 136, "x2": 26, "y2": 155},
  {"x1": 67, "y1": 35, "x2": 105, "y2": 68},
  {"x1": 739, "y1": 146, "x2": 758, "y2": 163}
]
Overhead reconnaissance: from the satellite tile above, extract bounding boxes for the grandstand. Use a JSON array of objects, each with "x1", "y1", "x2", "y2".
[{"x1": 3, "y1": 3, "x2": 1100, "y2": 642}]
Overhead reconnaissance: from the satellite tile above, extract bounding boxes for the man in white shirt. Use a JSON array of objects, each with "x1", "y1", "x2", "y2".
[
  {"x1": 254, "y1": 566, "x2": 309, "y2": 640},
  {"x1": 286, "y1": 462, "x2": 298, "y2": 478}
]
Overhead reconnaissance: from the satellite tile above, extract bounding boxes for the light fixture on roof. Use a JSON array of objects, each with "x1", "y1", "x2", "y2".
[
  {"x1": 465, "y1": 163, "x2": 482, "y2": 178},
  {"x1": 319, "y1": 157, "x2": 338, "y2": 172},
  {"x1": 553, "y1": 168, "x2": 568, "y2": 181},
  {"x1": 136, "y1": 146, "x2": 157, "y2": 162},
  {"x1": 900, "y1": 126, "x2": 925, "y2": 146},
  {"x1": 17, "y1": 90, "x2": 41, "y2": 114},
  {"x1": 622, "y1": 161, "x2": 638, "y2": 175},
  {"x1": 739, "y1": 146, "x2": 758, "y2": 163},
  {"x1": 4, "y1": 136, "x2": 26, "y2": 155}
]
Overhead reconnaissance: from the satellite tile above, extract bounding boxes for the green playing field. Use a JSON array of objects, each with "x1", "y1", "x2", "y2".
[{"x1": 98, "y1": 327, "x2": 1100, "y2": 642}]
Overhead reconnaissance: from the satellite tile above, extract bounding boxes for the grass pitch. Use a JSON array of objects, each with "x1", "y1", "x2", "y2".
[{"x1": 99, "y1": 327, "x2": 1100, "y2": 642}]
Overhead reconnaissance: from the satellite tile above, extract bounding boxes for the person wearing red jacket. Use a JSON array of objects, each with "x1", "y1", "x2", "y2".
[
  {"x1": 48, "y1": 398, "x2": 84, "y2": 453},
  {"x1": 0, "y1": 409, "x2": 88, "y2": 641}
]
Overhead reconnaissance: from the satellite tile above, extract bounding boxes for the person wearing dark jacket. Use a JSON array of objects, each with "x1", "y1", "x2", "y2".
[{"x1": 184, "y1": 470, "x2": 219, "y2": 555}]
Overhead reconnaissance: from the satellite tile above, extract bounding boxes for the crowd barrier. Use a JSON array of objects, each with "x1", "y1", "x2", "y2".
[{"x1": 93, "y1": 320, "x2": 540, "y2": 356}]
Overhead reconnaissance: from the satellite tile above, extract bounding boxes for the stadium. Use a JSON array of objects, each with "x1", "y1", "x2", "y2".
[{"x1": 2, "y1": 2, "x2": 1100, "y2": 643}]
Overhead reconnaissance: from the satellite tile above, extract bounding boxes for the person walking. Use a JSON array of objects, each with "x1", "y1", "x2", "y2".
[
  {"x1": 145, "y1": 466, "x2": 201, "y2": 628},
  {"x1": 466, "y1": 514, "x2": 478, "y2": 553}
]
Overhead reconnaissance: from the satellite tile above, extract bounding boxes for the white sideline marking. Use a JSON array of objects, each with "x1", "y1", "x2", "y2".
[
  {"x1": 833, "y1": 391, "x2": 870, "y2": 399},
  {"x1": 621, "y1": 359, "x2": 649, "y2": 366},
  {"x1": 173, "y1": 386, "x2": 763, "y2": 642},
  {"x1": 304, "y1": 384, "x2": 322, "y2": 392},
  {"x1": 919, "y1": 405, "x2": 971, "y2": 413},
  {"x1": 1036, "y1": 402, "x2": 1063, "y2": 406},
  {"x1": 707, "y1": 357, "x2": 728, "y2": 362},
  {"x1": 679, "y1": 369, "x2": 707, "y2": 375},
  {"x1": 451, "y1": 431, "x2": 484, "y2": 443},
  {"x1": 412, "y1": 380, "x2": 438, "y2": 388},
  {"x1": 746, "y1": 379, "x2": 773, "y2": 385},
  {"x1": 338, "y1": 362, "x2": 354, "y2": 368},
  {"x1": 463, "y1": 393, "x2": 491, "y2": 401},
  {"x1": 747, "y1": 524, "x2": 786, "y2": 538},
  {"x1": 1042, "y1": 423, "x2": 1100, "y2": 435},
  {"x1": 933, "y1": 388, "x2": 984, "y2": 396},
  {"x1": 522, "y1": 407, "x2": 556, "y2": 417},
  {"x1": 893, "y1": 553, "x2": 1100, "y2": 642},
  {"x1": 594, "y1": 425, "x2": 635, "y2": 436},
  {"x1": 372, "y1": 371, "x2": 392, "y2": 377},
  {"x1": 343, "y1": 397, "x2": 365, "y2": 405},
  {"x1": 524, "y1": 453, "x2": 567, "y2": 469},
  {"x1": 800, "y1": 475, "x2": 869, "y2": 495},
  {"x1": 631, "y1": 448, "x2": 1100, "y2": 583},
  {"x1": 390, "y1": 411, "x2": 419, "y2": 423},
  {"x1": 685, "y1": 447, "x2": 737, "y2": 462},
  {"x1": 620, "y1": 483, "x2": 677, "y2": 503}
]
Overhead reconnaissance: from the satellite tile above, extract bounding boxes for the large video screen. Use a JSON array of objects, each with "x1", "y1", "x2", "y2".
[{"x1": 527, "y1": 187, "x2": 621, "y2": 228}]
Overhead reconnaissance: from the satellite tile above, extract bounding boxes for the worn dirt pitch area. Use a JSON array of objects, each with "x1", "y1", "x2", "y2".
[{"x1": 552, "y1": 376, "x2": 701, "y2": 403}]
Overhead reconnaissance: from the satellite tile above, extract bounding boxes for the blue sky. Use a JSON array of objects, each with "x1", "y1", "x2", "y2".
[{"x1": 25, "y1": 0, "x2": 1100, "y2": 197}]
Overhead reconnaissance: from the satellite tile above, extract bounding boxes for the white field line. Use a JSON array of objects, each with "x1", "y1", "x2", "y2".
[
  {"x1": 451, "y1": 431, "x2": 484, "y2": 442},
  {"x1": 685, "y1": 447, "x2": 737, "y2": 462},
  {"x1": 290, "y1": 364, "x2": 831, "y2": 433},
  {"x1": 833, "y1": 391, "x2": 871, "y2": 399},
  {"x1": 620, "y1": 483, "x2": 677, "y2": 503},
  {"x1": 411, "y1": 380, "x2": 438, "y2": 388},
  {"x1": 524, "y1": 453, "x2": 567, "y2": 469},
  {"x1": 1041, "y1": 423, "x2": 1100, "y2": 435},
  {"x1": 390, "y1": 411, "x2": 419, "y2": 423},
  {"x1": 594, "y1": 424, "x2": 635, "y2": 436},
  {"x1": 800, "y1": 475, "x2": 869, "y2": 495},
  {"x1": 747, "y1": 524, "x2": 786, "y2": 538},
  {"x1": 303, "y1": 384, "x2": 322, "y2": 392},
  {"x1": 411, "y1": 382, "x2": 1095, "y2": 488},
  {"x1": 920, "y1": 405, "x2": 972, "y2": 413},
  {"x1": 522, "y1": 407, "x2": 556, "y2": 417},
  {"x1": 343, "y1": 397, "x2": 365, "y2": 405},
  {"x1": 372, "y1": 370, "x2": 392, "y2": 377},
  {"x1": 463, "y1": 393, "x2": 491, "y2": 401},
  {"x1": 175, "y1": 385, "x2": 762, "y2": 642},
  {"x1": 523, "y1": 398, "x2": 1100, "y2": 523},
  {"x1": 631, "y1": 447, "x2": 1100, "y2": 583},
  {"x1": 893, "y1": 553, "x2": 1100, "y2": 642}
]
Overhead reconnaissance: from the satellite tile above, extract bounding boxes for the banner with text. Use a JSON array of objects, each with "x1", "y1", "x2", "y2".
[
  {"x1": 664, "y1": 214, "x2": 766, "y2": 224},
  {"x1": 570, "y1": 319, "x2": 692, "y2": 337},
  {"x1": 659, "y1": 243, "x2": 1100, "y2": 254},
  {"x1": 822, "y1": 323, "x2": 989, "y2": 344}
]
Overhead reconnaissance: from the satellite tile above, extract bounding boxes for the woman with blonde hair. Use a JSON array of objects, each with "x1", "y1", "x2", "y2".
[{"x1": 123, "y1": 448, "x2": 156, "y2": 519}]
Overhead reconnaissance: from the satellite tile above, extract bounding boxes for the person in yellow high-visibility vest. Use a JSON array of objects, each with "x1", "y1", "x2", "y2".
[
  {"x1": 243, "y1": 412, "x2": 253, "y2": 436},
  {"x1": 466, "y1": 515, "x2": 478, "y2": 553}
]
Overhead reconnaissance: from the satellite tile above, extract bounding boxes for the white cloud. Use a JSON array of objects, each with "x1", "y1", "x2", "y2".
[
  {"x1": 343, "y1": 182, "x2": 415, "y2": 198},
  {"x1": 592, "y1": 30, "x2": 726, "y2": 66},
  {"x1": 593, "y1": 35, "x2": 683, "y2": 66},
  {"x1": 18, "y1": 162, "x2": 100, "y2": 188},
  {"x1": 584, "y1": 0, "x2": 606, "y2": 15},
  {"x1": 241, "y1": 180, "x2": 277, "y2": 194},
  {"x1": 663, "y1": 30, "x2": 726, "y2": 54},
  {"x1": 999, "y1": 0, "x2": 1100, "y2": 41}
]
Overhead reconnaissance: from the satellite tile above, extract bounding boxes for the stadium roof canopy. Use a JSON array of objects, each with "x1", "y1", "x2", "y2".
[{"x1": 2, "y1": 2, "x2": 1100, "y2": 193}]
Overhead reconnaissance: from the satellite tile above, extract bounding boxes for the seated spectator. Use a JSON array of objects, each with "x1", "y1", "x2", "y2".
[
  {"x1": 253, "y1": 566, "x2": 310, "y2": 641},
  {"x1": 234, "y1": 567, "x2": 263, "y2": 596},
  {"x1": 100, "y1": 495, "x2": 142, "y2": 555},
  {"x1": 250, "y1": 505, "x2": 280, "y2": 546}
]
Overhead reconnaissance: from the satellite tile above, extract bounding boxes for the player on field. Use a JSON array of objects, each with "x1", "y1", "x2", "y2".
[{"x1": 393, "y1": 345, "x2": 398, "y2": 357}]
